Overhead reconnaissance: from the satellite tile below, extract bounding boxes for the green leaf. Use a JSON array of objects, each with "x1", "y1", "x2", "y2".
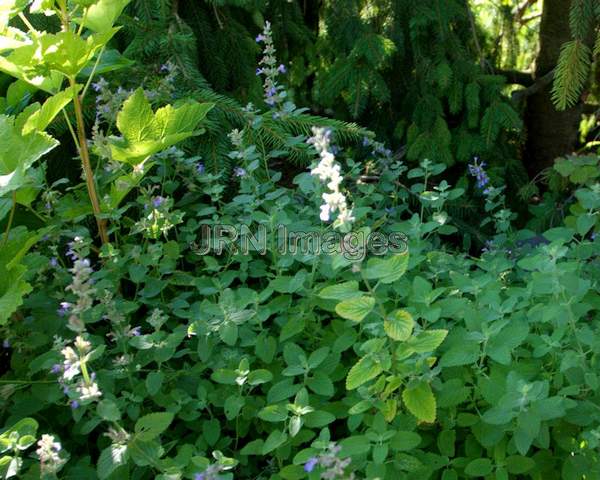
[
  {"x1": 346, "y1": 356, "x2": 383, "y2": 390},
  {"x1": 506, "y1": 455, "x2": 535, "y2": 474},
  {"x1": 97, "y1": 400, "x2": 121, "y2": 422},
  {"x1": 307, "y1": 372, "x2": 334, "y2": 396},
  {"x1": 134, "y1": 412, "x2": 174, "y2": 441},
  {"x1": 0, "y1": 264, "x2": 32, "y2": 325},
  {"x1": 402, "y1": 381, "x2": 436, "y2": 423},
  {"x1": 384, "y1": 310, "x2": 414, "y2": 341},
  {"x1": 0, "y1": 418, "x2": 38, "y2": 453},
  {"x1": 262, "y1": 430, "x2": 287, "y2": 454},
  {"x1": 0, "y1": 114, "x2": 58, "y2": 197},
  {"x1": 258, "y1": 404, "x2": 288, "y2": 422},
  {"x1": 335, "y1": 295, "x2": 375, "y2": 322},
  {"x1": 363, "y1": 252, "x2": 409, "y2": 284},
  {"x1": 145, "y1": 371, "x2": 164, "y2": 396},
  {"x1": 389, "y1": 431, "x2": 422, "y2": 451},
  {"x1": 97, "y1": 444, "x2": 128, "y2": 480},
  {"x1": 81, "y1": 0, "x2": 131, "y2": 33},
  {"x1": 240, "y1": 439, "x2": 263, "y2": 455},
  {"x1": 109, "y1": 88, "x2": 214, "y2": 165},
  {"x1": 21, "y1": 86, "x2": 78, "y2": 135},
  {"x1": 318, "y1": 281, "x2": 361, "y2": 300},
  {"x1": 408, "y1": 329, "x2": 448, "y2": 353},
  {"x1": 247, "y1": 369, "x2": 273, "y2": 386},
  {"x1": 464, "y1": 458, "x2": 493, "y2": 477}
]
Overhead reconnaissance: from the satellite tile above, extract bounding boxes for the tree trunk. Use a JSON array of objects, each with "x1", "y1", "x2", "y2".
[{"x1": 524, "y1": 0, "x2": 581, "y2": 178}]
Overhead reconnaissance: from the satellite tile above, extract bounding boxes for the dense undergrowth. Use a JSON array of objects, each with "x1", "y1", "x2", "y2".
[{"x1": 1, "y1": 2, "x2": 600, "y2": 480}]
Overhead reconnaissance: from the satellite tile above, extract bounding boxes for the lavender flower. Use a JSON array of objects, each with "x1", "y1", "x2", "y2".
[
  {"x1": 255, "y1": 21, "x2": 291, "y2": 113},
  {"x1": 50, "y1": 257, "x2": 58, "y2": 267},
  {"x1": 51, "y1": 364, "x2": 62, "y2": 374},
  {"x1": 196, "y1": 163, "x2": 205, "y2": 175},
  {"x1": 70, "y1": 400, "x2": 79, "y2": 409},
  {"x1": 302, "y1": 443, "x2": 354, "y2": 479},
  {"x1": 234, "y1": 167, "x2": 246, "y2": 178},
  {"x1": 304, "y1": 457, "x2": 318, "y2": 472},
  {"x1": 152, "y1": 196, "x2": 165, "y2": 208},
  {"x1": 468, "y1": 157, "x2": 490, "y2": 191},
  {"x1": 2, "y1": 339, "x2": 9, "y2": 349},
  {"x1": 57, "y1": 302, "x2": 72, "y2": 317}
]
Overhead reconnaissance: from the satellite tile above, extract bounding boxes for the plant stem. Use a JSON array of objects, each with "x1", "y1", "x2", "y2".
[
  {"x1": 2, "y1": 191, "x2": 17, "y2": 248},
  {"x1": 69, "y1": 77, "x2": 109, "y2": 244}
]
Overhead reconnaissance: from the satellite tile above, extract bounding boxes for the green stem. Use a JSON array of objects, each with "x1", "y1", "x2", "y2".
[{"x1": 2, "y1": 191, "x2": 17, "y2": 248}]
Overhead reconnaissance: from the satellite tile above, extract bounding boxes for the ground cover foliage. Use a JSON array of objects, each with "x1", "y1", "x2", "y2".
[{"x1": 0, "y1": 1, "x2": 600, "y2": 480}]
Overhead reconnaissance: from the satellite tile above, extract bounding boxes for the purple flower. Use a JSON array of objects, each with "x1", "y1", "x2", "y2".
[
  {"x1": 277, "y1": 64, "x2": 286, "y2": 74},
  {"x1": 51, "y1": 364, "x2": 62, "y2": 374},
  {"x1": 50, "y1": 257, "x2": 58, "y2": 267},
  {"x1": 152, "y1": 196, "x2": 165, "y2": 208},
  {"x1": 255, "y1": 34, "x2": 266, "y2": 43},
  {"x1": 304, "y1": 457, "x2": 318, "y2": 472},
  {"x1": 196, "y1": 163, "x2": 205, "y2": 175},
  {"x1": 130, "y1": 326, "x2": 141, "y2": 337},
  {"x1": 234, "y1": 167, "x2": 246, "y2": 177},
  {"x1": 468, "y1": 157, "x2": 490, "y2": 191},
  {"x1": 194, "y1": 474, "x2": 205, "y2": 480},
  {"x1": 362, "y1": 137, "x2": 371, "y2": 147},
  {"x1": 2, "y1": 339, "x2": 9, "y2": 349},
  {"x1": 57, "y1": 302, "x2": 72, "y2": 317},
  {"x1": 256, "y1": 68, "x2": 263, "y2": 76},
  {"x1": 70, "y1": 400, "x2": 79, "y2": 409}
]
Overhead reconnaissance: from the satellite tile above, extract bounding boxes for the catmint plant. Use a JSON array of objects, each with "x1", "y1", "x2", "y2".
[
  {"x1": 36, "y1": 434, "x2": 66, "y2": 476},
  {"x1": 308, "y1": 127, "x2": 355, "y2": 229},
  {"x1": 256, "y1": 21, "x2": 294, "y2": 116},
  {"x1": 64, "y1": 237, "x2": 96, "y2": 333}
]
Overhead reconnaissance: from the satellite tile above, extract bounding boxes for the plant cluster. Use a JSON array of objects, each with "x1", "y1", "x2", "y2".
[{"x1": 0, "y1": 2, "x2": 600, "y2": 480}]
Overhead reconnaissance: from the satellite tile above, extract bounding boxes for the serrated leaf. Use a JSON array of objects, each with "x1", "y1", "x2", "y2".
[
  {"x1": 384, "y1": 309, "x2": 414, "y2": 341},
  {"x1": 109, "y1": 88, "x2": 214, "y2": 165},
  {"x1": 335, "y1": 295, "x2": 375, "y2": 322},
  {"x1": 363, "y1": 252, "x2": 409, "y2": 283},
  {"x1": 402, "y1": 381, "x2": 436, "y2": 423},
  {"x1": 346, "y1": 356, "x2": 383, "y2": 390},
  {"x1": 318, "y1": 281, "x2": 361, "y2": 300},
  {"x1": 134, "y1": 412, "x2": 174, "y2": 441},
  {"x1": 408, "y1": 329, "x2": 448, "y2": 353}
]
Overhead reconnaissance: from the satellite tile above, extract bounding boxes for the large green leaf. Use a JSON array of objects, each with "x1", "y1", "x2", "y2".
[
  {"x1": 363, "y1": 251, "x2": 409, "y2": 284},
  {"x1": 108, "y1": 88, "x2": 214, "y2": 165},
  {"x1": 81, "y1": 0, "x2": 131, "y2": 33},
  {"x1": 402, "y1": 381, "x2": 436, "y2": 423},
  {"x1": 384, "y1": 309, "x2": 414, "y2": 341},
  {"x1": 0, "y1": 115, "x2": 58, "y2": 197},
  {"x1": 0, "y1": 29, "x2": 115, "y2": 91}
]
